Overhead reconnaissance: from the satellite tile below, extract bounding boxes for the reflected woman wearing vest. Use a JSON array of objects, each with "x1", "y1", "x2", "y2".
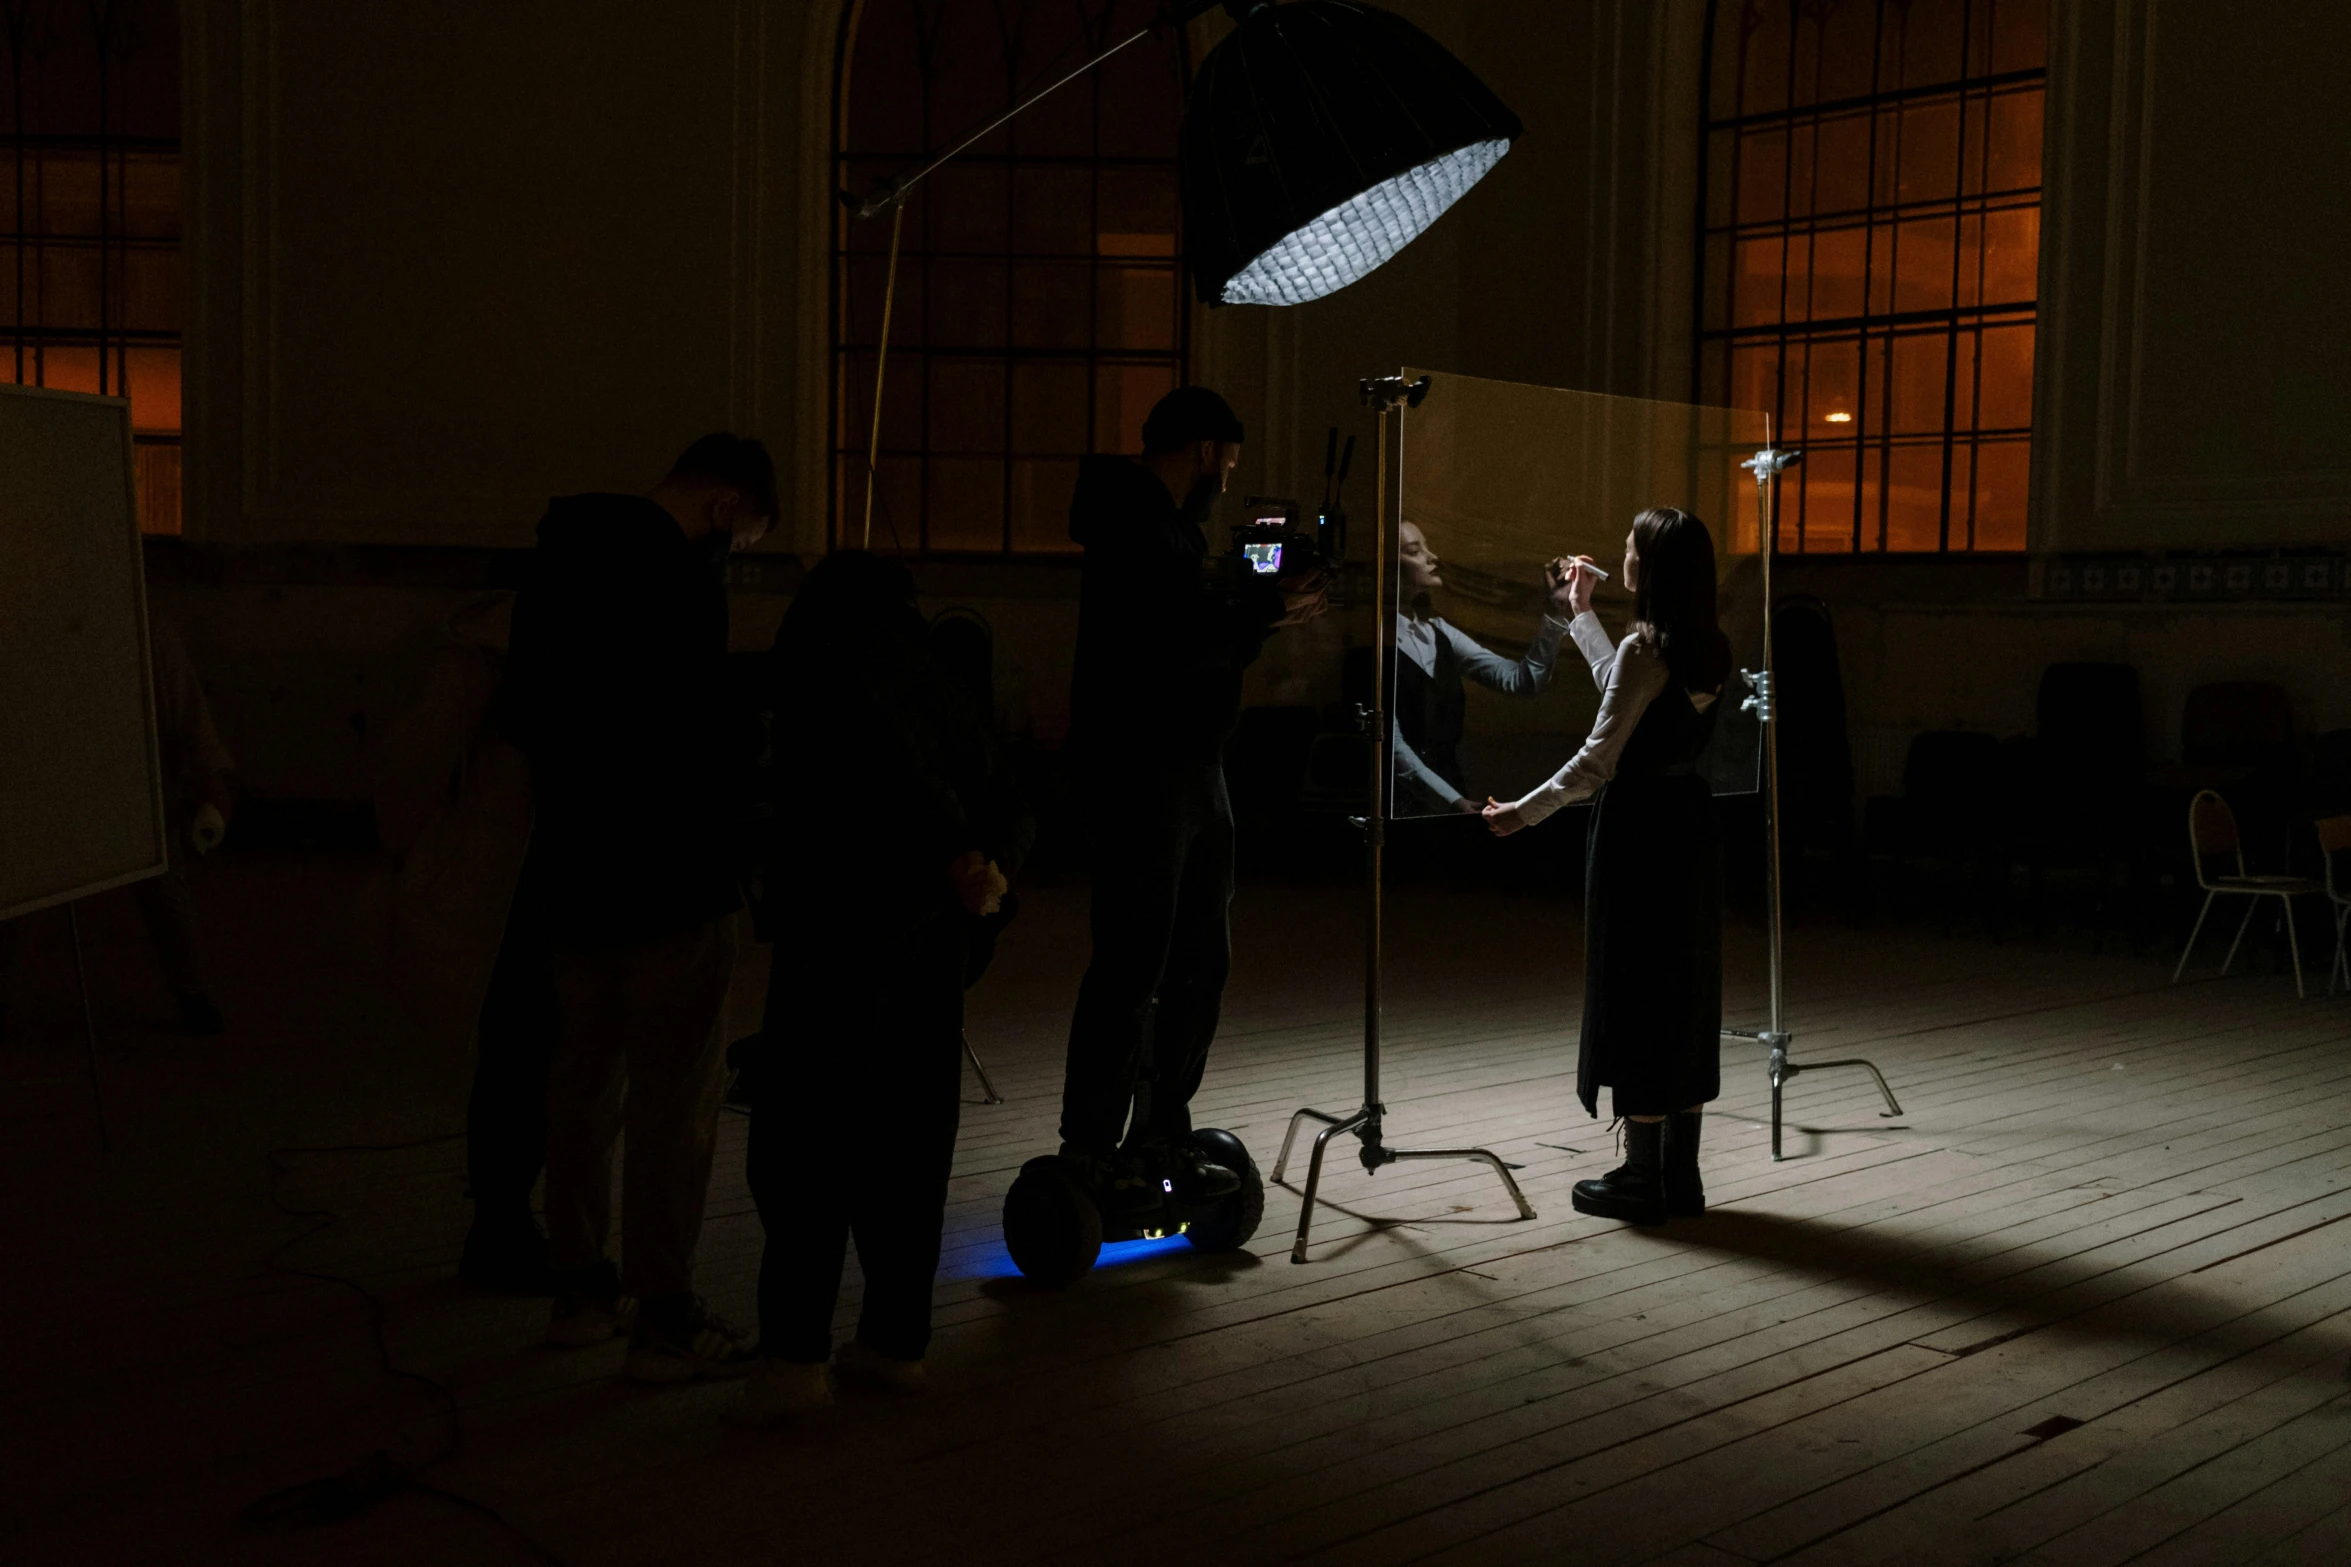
[{"x1": 1391, "y1": 520, "x2": 1580, "y2": 815}]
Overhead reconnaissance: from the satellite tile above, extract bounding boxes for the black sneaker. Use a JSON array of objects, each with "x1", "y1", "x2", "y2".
[
  {"x1": 546, "y1": 1260, "x2": 635, "y2": 1348},
  {"x1": 626, "y1": 1296, "x2": 758, "y2": 1383},
  {"x1": 1139, "y1": 1135, "x2": 1242, "y2": 1201}
]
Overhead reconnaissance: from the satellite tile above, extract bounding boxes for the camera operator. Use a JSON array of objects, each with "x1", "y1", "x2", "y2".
[
  {"x1": 499, "y1": 433, "x2": 773, "y2": 1380},
  {"x1": 1060, "y1": 386, "x2": 1324, "y2": 1199}
]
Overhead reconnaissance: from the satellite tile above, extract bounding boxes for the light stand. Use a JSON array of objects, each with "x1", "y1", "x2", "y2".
[
  {"x1": 1721, "y1": 445, "x2": 1902, "y2": 1159},
  {"x1": 1271, "y1": 373, "x2": 1538, "y2": 1263}
]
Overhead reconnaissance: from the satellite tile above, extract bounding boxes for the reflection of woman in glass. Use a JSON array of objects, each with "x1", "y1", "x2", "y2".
[
  {"x1": 1482, "y1": 508, "x2": 1730, "y2": 1227},
  {"x1": 1392, "y1": 520, "x2": 1578, "y2": 814}
]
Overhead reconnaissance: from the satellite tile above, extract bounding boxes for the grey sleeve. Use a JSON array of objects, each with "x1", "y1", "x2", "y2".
[{"x1": 1444, "y1": 614, "x2": 1569, "y2": 698}]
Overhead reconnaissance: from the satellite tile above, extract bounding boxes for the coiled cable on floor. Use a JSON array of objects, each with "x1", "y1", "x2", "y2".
[{"x1": 240, "y1": 1132, "x2": 570, "y2": 1565}]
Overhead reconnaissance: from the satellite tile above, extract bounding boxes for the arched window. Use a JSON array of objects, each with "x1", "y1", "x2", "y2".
[
  {"x1": 1, "y1": 0, "x2": 181, "y2": 533},
  {"x1": 1698, "y1": 0, "x2": 2046, "y2": 553},
  {"x1": 834, "y1": 1, "x2": 1190, "y2": 556}
]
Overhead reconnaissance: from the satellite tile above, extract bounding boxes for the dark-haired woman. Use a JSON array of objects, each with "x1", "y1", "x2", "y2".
[
  {"x1": 732, "y1": 551, "x2": 1030, "y2": 1426},
  {"x1": 1483, "y1": 507, "x2": 1730, "y2": 1226}
]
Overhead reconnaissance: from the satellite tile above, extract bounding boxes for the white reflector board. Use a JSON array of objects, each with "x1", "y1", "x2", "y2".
[{"x1": 0, "y1": 383, "x2": 168, "y2": 921}]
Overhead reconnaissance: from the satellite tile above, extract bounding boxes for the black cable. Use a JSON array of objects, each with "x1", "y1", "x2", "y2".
[{"x1": 241, "y1": 1132, "x2": 571, "y2": 1565}]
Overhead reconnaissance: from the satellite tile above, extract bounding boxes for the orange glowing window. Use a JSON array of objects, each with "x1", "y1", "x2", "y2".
[
  {"x1": 1700, "y1": 0, "x2": 2046, "y2": 552},
  {"x1": 833, "y1": 1, "x2": 1191, "y2": 556},
  {"x1": 2, "y1": 2, "x2": 182, "y2": 533}
]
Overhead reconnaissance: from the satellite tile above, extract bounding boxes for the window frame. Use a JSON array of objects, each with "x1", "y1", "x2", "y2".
[
  {"x1": 829, "y1": 0, "x2": 1193, "y2": 559},
  {"x1": 1694, "y1": 0, "x2": 2047, "y2": 555}
]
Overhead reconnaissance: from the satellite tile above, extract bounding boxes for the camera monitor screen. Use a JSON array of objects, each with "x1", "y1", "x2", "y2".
[
  {"x1": 1242, "y1": 540, "x2": 1288, "y2": 575},
  {"x1": 1386, "y1": 369, "x2": 1768, "y2": 819}
]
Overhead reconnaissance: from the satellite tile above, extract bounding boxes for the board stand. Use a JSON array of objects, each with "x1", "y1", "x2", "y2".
[
  {"x1": 66, "y1": 901, "x2": 112, "y2": 1153},
  {"x1": 1272, "y1": 374, "x2": 1537, "y2": 1264},
  {"x1": 1721, "y1": 444, "x2": 1901, "y2": 1160},
  {"x1": 962, "y1": 1030, "x2": 1004, "y2": 1105}
]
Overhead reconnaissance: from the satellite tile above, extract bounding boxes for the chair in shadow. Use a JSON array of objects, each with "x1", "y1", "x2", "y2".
[
  {"x1": 2307, "y1": 729, "x2": 2351, "y2": 816},
  {"x1": 2006, "y1": 662, "x2": 2149, "y2": 944},
  {"x1": 1771, "y1": 598, "x2": 1857, "y2": 909},
  {"x1": 2172, "y1": 788, "x2": 2323, "y2": 997},
  {"x1": 1862, "y1": 730, "x2": 2005, "y2": 931},
  {"x1": 2318, "y1": 815, "x2": 2351, "y2": 996}
]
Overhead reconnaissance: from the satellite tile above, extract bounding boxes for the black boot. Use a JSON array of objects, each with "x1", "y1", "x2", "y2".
[
  {"x1": 1664, "y1": 1110, "x2": 1706, "y2": 1218},
  {"x1": 1571, "y1": 1119, "x2": 1667, "y2": 1225}
]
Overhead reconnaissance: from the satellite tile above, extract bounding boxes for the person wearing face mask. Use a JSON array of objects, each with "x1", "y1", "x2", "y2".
[
  {"x1": 498, "y1": 432, "x2": 775, "y2": 1380},
  {"x1": 1060, "y1": 386, "x2": 1325, "y2": 1201},
  {"x1": 1392, "y1": 520, "x2": 1579, "y2": 815}
]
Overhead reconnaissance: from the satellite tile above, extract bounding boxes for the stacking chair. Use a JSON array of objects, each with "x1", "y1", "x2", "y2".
[
  {"x1": 2319, "y1": 815, "x2": 2351, "y2": 996},
  {"x1": 2173, "y1": 790, "x2": 2323, "y2": 996}
]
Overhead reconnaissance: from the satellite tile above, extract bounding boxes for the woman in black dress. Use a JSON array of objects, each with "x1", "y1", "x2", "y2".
[{"x1": 1482, "y1": 507, "x2": 1730, "y2": 1226}]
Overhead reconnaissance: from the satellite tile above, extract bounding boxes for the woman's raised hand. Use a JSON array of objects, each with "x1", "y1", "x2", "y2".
[{"x1": 1548, "y1": 556, "x2": 1598, "y2": 618}]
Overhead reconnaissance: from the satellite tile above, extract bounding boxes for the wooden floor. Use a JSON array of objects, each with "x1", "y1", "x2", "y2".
[{"x1": 4, "y1": 853, "x2": 2349, "y2": 1566}]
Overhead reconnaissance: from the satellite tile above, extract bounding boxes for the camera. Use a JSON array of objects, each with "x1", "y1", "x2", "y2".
[{"x1": 1229, "y1": 497, "x2": 1331, "y2": 583}]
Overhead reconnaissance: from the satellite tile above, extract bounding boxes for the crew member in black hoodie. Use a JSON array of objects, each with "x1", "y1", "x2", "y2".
[
  {"x1": 500, "y1": 433, "x2": 773, "y2": 1381},
  {"x1": 1061, "y1": 386, "x2": 1324, "y2": 1197}
]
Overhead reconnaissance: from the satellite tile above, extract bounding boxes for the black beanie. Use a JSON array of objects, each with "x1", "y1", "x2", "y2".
[{"x1": 1141, "y1": 386, "x2": 1246, "y2": 453}]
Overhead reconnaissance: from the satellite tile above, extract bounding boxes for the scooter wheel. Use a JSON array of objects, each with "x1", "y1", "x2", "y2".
[
  {"x1": 1184, "y1": 1128, "x2": 1265, "y2": 1253},
  {"x1": 1003, "y1": 1156, "x2": 1103, "y2": 1286}
]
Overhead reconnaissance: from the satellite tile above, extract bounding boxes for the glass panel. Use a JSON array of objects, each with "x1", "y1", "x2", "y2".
[
  {"x1": 926, "y1": 260, "x2": 1007, "y2": 348},
  {"x1": 1009, "y1": 457, "x2": 1081, "y2": 553},
  {"x1": 1980, "y1": 205, "x2": 2040, "y2": 304},
  {"x1": 1898, "y1": 0, "x2": 1968, "y2": 87},
  {"x1": 841, "y1": 254, "x2": 926, "y2": 346},
  {"x1": 1891, "y1": 216, "x2": 1957, "y2": 313},
  {"x1": 1896, "y1": 99, "x2": 1961, "y2": 203},
  {"x1": 1093, "y1": 361, "x2": 1176, "y2": 454},
  {"x1": 1817, "y1": 2, "x2": 1881, "y2": 102},
  {"x1": 1011, "y1": 261, "x2": 1093, "y2": 349},
  {"x1": 926, "y1": 456, "x2": 1006, "y2": 552},
  {"x1": 1889, "y1": 330, "x2": 1949, "y2": 434},
  {"x1": 1972, "y1": 438, "x2": 2030, "y2": 550},
  {"x1": 1389, "y1": 370, "x2": 1770, "y2": 817},
  {"x1": 1808, "y1": 225, "x2": 1867, "y2": 321},
  {"x1": 1734, "y1": 235, "x2": 1790, "y2": 327},
  {"x1": 1012, "y1": 167, "x2": 1091, "y2": 256},
  {"x1": 1992, "y1": 0, "x2": 2052, "y2": 75},
  {"x1": 1737, "y1": 129, "x2": 1790, "y2": 223},
  {"x1": 1976, "y1": 320, "x2": 2036, "y2": 430},
  {"x1": 1986, "y1": 88, "x2": 2045, "y2": 192},
  {"x1": 1797, "y1": 443, "x2": 1856, "y2": 551},
  {"x1": 1885, "y1": 442, "x2": 1945, "y2": 551},
  {"x1": 926, "y1": 163, "x2": 1008, "y2": 255},
  {"x1": 1010, "y1": 360, "x2": 1088, "y2": 454},
  {"x1": 927, "y1": 358, "x2": 1005, "y2": 452},
  {"x1": 125, "y1": 345, "x2": 180, "y2": 434},
  {"x1": 1742, "y1": 9, "x2": 1793, "y2": 117},
  {"x1": 1812, "y1": 111, "x2": 1873, "y2": 215},
  {"x1": 1801, "y1": 337, "x2": 1861, "y2": 435},
  {"x1": 1730, "y1": 341, "x2": 1781, "y2": 422},
  {"x1": 1096, "y1": 263, "x2": 1177, "y2": 351}
]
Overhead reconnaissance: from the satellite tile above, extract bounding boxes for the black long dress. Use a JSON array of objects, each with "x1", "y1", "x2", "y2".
[{"x1": 1577, "y1": 680, "x2": 1723, "y2": 1118}]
